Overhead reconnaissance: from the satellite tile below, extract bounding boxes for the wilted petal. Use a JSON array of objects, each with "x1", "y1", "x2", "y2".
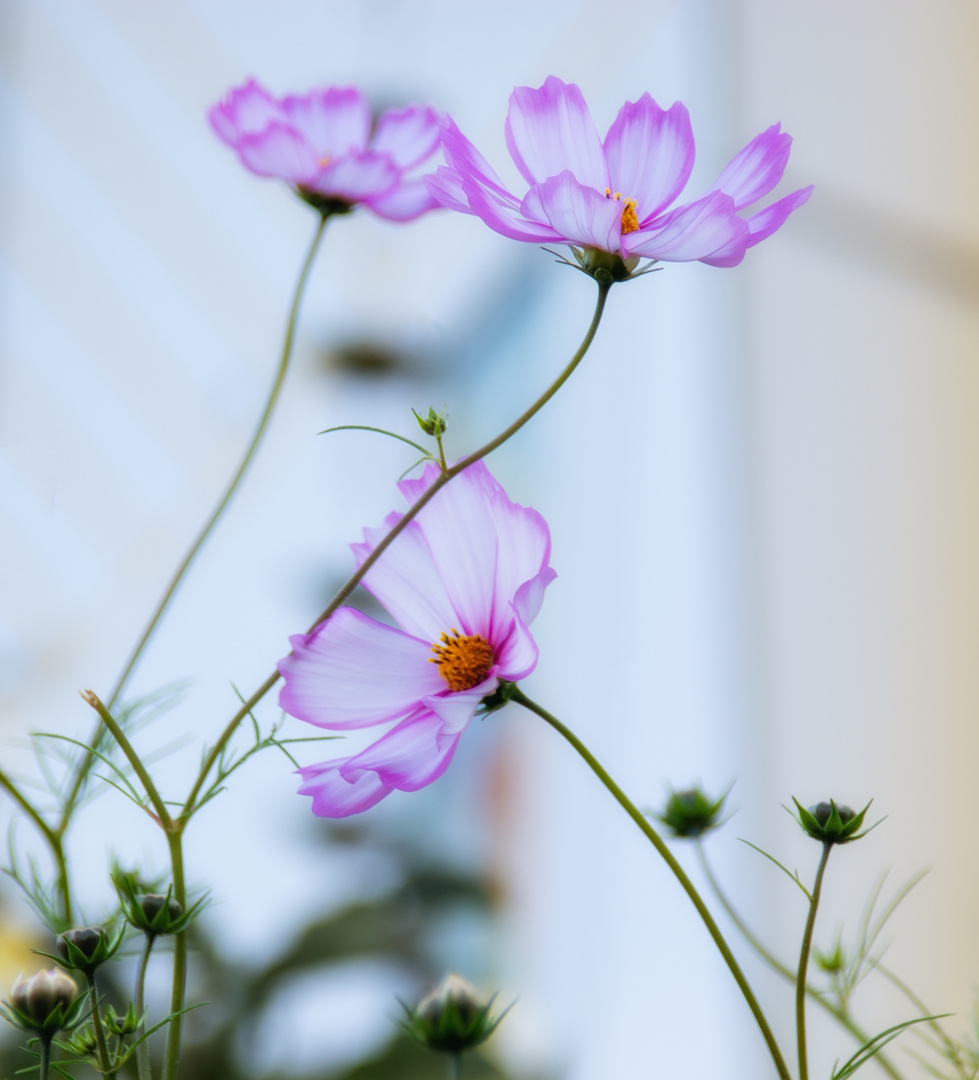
[
  {"x1": 625, "y1": 191, "x2": 748, "y2": 263},
  {"x1": 343, "y1": 710, "x2": 462, "y2": 791},
  {"x1": 505, "y1": 76, "x2": 608, "y2": 190},
  {"x1": 366, "y1": 179, "x2": 442, "y2": 221},
  {"x1": 237, "y1": 122, "x2": 319, "y2": 183},
  {"x1": 709, "y1": 124, "x2": 792, "y2": 209},
  {"x1": 310, "y1": 152, "x2": 400, "y2": 201},
  {"x1": 278, "y1": 609, "x2": 443, "y2": 730},
  {"x1": 297, "y1": 759, "x2": 393, "y2": 817},
  {"x1": 281, "y1": 86, "x2": 371, "y2": 156},
  {"x1": 523, "y1": 171, "x2": 624, "y2": 252},
  {"x1": 372, "y1": 105, "x2": 441, "y2": 169},
  {"x1": 604, "y1": 95, "x2": 694, "y2": 221}
]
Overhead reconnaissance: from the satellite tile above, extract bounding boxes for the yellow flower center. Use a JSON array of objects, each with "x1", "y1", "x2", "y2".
[
  {"x1": 430, "y1": 629, "x2": 494, "y2": 692},
  {"x1": 605, "y1": 188, "x2": 640, "y2": 235}
]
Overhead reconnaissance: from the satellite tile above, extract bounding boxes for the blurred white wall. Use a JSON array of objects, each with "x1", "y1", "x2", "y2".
[{"x1": 1, "y1": 2, "x2": 978, "y2": 1078}]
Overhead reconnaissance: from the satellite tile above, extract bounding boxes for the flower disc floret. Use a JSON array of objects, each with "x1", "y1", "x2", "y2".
[
  {"x1": 426, "y1": 76, "x2": 813, "y2": 269},
  {"x1": 278, "y1": 460, "x2": 556, "y2": 817},
  {"x1": 209, "y1": 78, "x2": 444, "y2": 221}
]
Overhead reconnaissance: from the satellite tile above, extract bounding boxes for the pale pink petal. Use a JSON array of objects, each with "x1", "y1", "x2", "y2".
[
  {"x1": 505, "y1": 76, "x2": 609, "y2": 190},
  {"x1": 352, "y1": 511, "x2": 457, "y2": 642},
  {"x1": 440, "y1": 117, "x2": 515, "y2": 201},
  {"x1": 494, "y1": 606, "x2": 539, "y2": 681},
  {"x1": 278, "y1": 609, "x2": 443, "y2": 730},
  {"x1": 604, "y1": 95, "x2": 694, "y2": 221},
  {"x1": 281, "y1": 86, "x2": 371, "y2": 157},
  {"x1": 422, "y1": 675, "x2": 497, "y2": 736},
  {"x1": 425, "y1": 166, "x2": 474, "y2": 213},
  {"x1": 297, "y1": 759, "x2": 393, "y2": 817},
  {"x1": 342, "y1": 709, "x2": 462, "y2": 791},
  {"x1": 236, "y1": 122, "x2": 319, "y2": 183},
  {"x1": 624, "y1": 191, "x2": 748, "y2": 263},
  {"x1": 309, "y1": 152, "x2": 400, "y2": 201},
  {"x1": 512, "y1": 565, "x2": 557, "y2": 625},
  {"x1": 366, "y1": 179, "x2": 441, "y2": 221},
  {"x1": 459, "y1": 175, "x2": 561, "y2": 242},
  {"x1": 744, "y1": 184, "x2": 814, "y2": 245},
  {"x1": 371, "y1": 105, "x2": 441, "y2": 169},
  {"x1": 709, "y1": 124, "x2": 791, "y2": 210},
  {"x1": 209, "y1": 78, "x2": 284, "y2": 143},
  {"x1": 524, "y1": 170, "x2": 624, "y2": 252}
]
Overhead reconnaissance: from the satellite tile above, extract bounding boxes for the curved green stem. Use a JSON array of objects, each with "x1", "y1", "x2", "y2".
[
  {"x1": 696, "y1": 842, "x2": 906, "y2": 1080},
  {"x1": 87, "y1": 973, "x2": 116, "y2": 1079},
  {"x1": 161, "y1": 828, "x2": 186, "y2": 1080},
  {"x1": 135, "y1": 933, "x2": 156, "y2": 1080},
  {"x1": 798, "y1": 843, "x2": 832, "y2": 1080},
  {"x1": 510, "y1": 687, "x2": 791, "y2": 1080},
  {"x1": 53, "y1": 214, "x2": 331, "y2": 842},
  {"x1": 180, "y1": 279, "x2": 613, "y2": 821}
]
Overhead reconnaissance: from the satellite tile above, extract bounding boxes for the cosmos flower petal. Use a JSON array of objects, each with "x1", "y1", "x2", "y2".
[
  {"x1": 512, "y1": 565, "x2": 558, "y2": 626},
  {"x1": 424, "y1": 166, "x2": 474, "y2": 214},
  {"x1": 209, "y1": 78, "x2": 283, "y2": 142},
  {"x1": 281, "y1": 86, "x2": 372, "y2": 156},
  {"x1": 352, "y1": 511, "x2": 457, "y2": 642},
  {"x1": 278, "y1": 609, "x2": 444, "y2": 730},
  {"x1": 495, "y1": 606, "x2": 539, "y2": 681},
  {"x1": 744, "y1": 184, "x2": 815, "y2": 245},
  {"x1": 310, "y1": 153, "x2": 401, "y2": 201},
  {"x1": 422, "y1": 674, "x2": 498, "y2": 735},
  {"x1": 366, "y1": 178, "x2": 442, "y2": 221},
  {"x1": 342, "y1": 710, "x2": 463, "y2": 791},
  {"x1": 505, "y1": 76, "x2": 608, "y2": 190},
  {"x1": 604, "y1": 95, "x2": 694, "y2": 221},
  {"x1": 625, "y1": 191, "x2": 748, "y2": 263},
  {"x1": 236, "y1": 122, "x2": 319, "y2": 183},
  {"x1": 457, "y1": 174, "x2": 560, "y2": 241},
  {"x1": 372, "y1": 105, "x2": 442, "y2": 170},
  {"x1": 709, "y1": 124, "x2": 792, "y2": 210},
  {"x1": 524, "y1": 171, "x2": 625, "y2": 254},
  {"x1": 439, "y1": 118, "x2": 516, "y2": 201},
  {"x1": 297, "y1": 758, "x2": 393, "y2": 818}
]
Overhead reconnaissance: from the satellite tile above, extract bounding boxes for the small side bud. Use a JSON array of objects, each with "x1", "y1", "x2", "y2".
[
  {"x1": 402, "y1": 973, "x2": 506, "y2": 1055},
  {"x1": 104, "y1": 1001, "x2": 142, "y2": 1036},
  {"x1": 56, "y1": 925, "x2": 120, "y2": 976},
  {"x1": 4, "y1": 969, "x2": 80, "y2": 1038},
  {"x1": 136, "y1": 893, "x2": 183, "y2": 934},
  {"x1": 112, "y1": 866, "x2": 205, "y2": 937},
  {"x1": 654, "y1": 786, "x2": 728, "y2": 839},
  {"x1": 792, "y1": 797, "x2": 874, "y2": 844},
  {"x1": 413, "y1": 406, "x2": 448, "y2": 439}
]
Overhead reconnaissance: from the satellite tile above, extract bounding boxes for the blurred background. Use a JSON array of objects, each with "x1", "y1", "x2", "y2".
[{"x1": 1, "y1": 1, "x2": 978, "y2": 1078}]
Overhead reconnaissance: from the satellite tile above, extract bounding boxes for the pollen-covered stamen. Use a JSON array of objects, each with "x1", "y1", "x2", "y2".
[
  {"x1": 430, "y1": 629, "x2": 494, "y2": 692},
  {"x1": 603, "y1": 188, "x2": 639, "y2": 234}
]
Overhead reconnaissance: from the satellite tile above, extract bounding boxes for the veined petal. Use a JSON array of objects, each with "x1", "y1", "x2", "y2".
[
  {"x1": 281, "y1": 86, "x2": 371, "y2": 157},
  {"x1": 209, "y1": 78, "x2": 284, "y2": 143},
  {"x1": 422, "y1": 674, "x2": 497, "y2": 736},
  {"x1": 352, "y1": 511, "x2": 457, "y2": 642},
  {"x1": 494, "y1": 605, "x2": 539, "y2": 681},
  {"x1": 236, "y1": 122, "x2": 319, "y2": 183},
  {"x1": 460, "y1": 175, "x2": 561, "y2": 242},
  {"x1": 342, "y1": 709, "x2": 462, "y2": 791},
  {"x1": 522, "y1": 171, "x2": 624, "y2": 254},
  {"x1": 425, "y1": 166, "x2": 474, "y2": 214},
  {"x1": 505, "y1": 76, "x2": 609, "y2": 190},
  {"x1": 625, "y1": 191, "x2": 748, "y2": 263},
  {"x1": 604, "y1": 95, "x2": 694, "y2": 221},
  {"x1": 372, "y1": 105, "x2": 441, "y2": 170},
  {"x1": 297, "y1": 759, "x2": 393, "y2": 817},
  {"x1": 512, "y1": 565, "x2": 557, "y2": 626},
  {"x1": 440, "y1": 117, "x2": 515, "y2": 201},
  {"x1": 278, "y1": 608, "x2": 443, "y2": 730},
  {"x1": 709, "y1": 124, "x2": 792, "y2": 210},
  {"x1": 310, "y1": 152, "x2": 400, "y2": 201},
  {"x1": 366, "y1": 179, "x2": 442, "y2": 221},
  {"x1": 744, "y1": 184, "x2": 814, "y2": 245}
]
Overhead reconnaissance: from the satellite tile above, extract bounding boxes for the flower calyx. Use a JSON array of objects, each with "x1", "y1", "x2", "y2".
[
  {"x1": 103, "y1": 1001, "x2": 143, "y2": 1037},
  {"x1": 54, "y1": 925, "x2": 123, "y2": 977},
  {"x1": 295, "y1": 189, "x2": 355, "y2": 219},
  {"x1": 3, "y1": 969, "x2": 84, "y2": 1040},
  {"x1": 654, "y1": 786, "x2": 729, "y2": 839},
  {"x1": 402, "y1": 973, "x2": 508, "y2": 1055},
  {"x1": 113, "y1": 868, "x2": 206, "y2": 937},
  {"x1": 556, "y1": 245, "x2": 649, "y2": 284},
  {"x1": 478, "y1": 679, "x2": 519, "y2": 716},
  {"x1": 792, "y1": 797, "x2": 874, "y2": 845},
  {"x1": 413, "y1": 406, "x2": 448, "y2": 439}
]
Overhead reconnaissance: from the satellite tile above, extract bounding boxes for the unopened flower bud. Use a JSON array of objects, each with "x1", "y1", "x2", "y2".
[
  {"x1": 136, "y1": 893, "x2": 182, "y2": 935},
  {"x1": 403, "y1": 973, "x2": 506, "y2": 1054},
  {"x1": 7, "y1": 969, "x2": 79, "y2": 1036},
  {"x1": 413, "y1": 406, "x2": 448, "y2": 439},
  {"x1": 793, "y1": 797, "x2": 873, "y2": 844},
  {"x1": 104, "y1": 1001, "x2": 141, "y2": 1036},
  {"x1": 57, "y1": 925, "x2": 118, "y2": 976},
  {"x1": 655, "y1": 787, "x2": 727, "y2": 839}
]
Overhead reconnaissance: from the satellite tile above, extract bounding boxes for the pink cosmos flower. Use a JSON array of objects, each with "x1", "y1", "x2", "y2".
[
  {"x1": 278, "y1": 460, "x2": 555, "y2": 817},
  {"x1": 426, "y1": 76, "x2": 813, "y2": 268},
  {"x1": 209, "y1": 78, "x2": 442, "y2": 221}
]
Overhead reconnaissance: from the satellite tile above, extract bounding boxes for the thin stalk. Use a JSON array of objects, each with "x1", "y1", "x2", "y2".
[
  {"x1": 798, "y1": 843, "x2": 832, "y2": 1080},
  {"x1": 180, "y1": 279, "x2": 613, "y2": 821},
  {"x1": 696, "y1": 842, "x2": 906, "y2": 1080},
  {"x1": 39, "y1": 1038, "x2": 51, "y2": 1080},
  {"x1": 54, "y1": 214, "x2": 331, "y2": 837},
  {"x1": 510, "y1": 687, "x2": 791, "y2": 1080},
  {"x1": 874, "y1": 963, "x2": 965, "y2": 1076},
  {"x1": 449, "y1": 1052, "x2": 462, "y2": 1080},
  {"x1": 161, "y1": 828, "x2": 186, "y2": 1080},
  {"x1": 135, "y1": 933, "x2": 156, "y2": 1080},
  {"x1": 87, "y1": 973, "x2": 116, "y2": 1079}
]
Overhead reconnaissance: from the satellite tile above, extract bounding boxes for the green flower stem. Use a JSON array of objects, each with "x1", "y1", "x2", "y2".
[
  {"x1": 162, "y1": 827, "x2": 187, "y2": 1080},
  {"x1": 39, "y1": 1037, "x2": 51, "y2": 1080},
  {"x1": 510, "y1": 686, "x2": 791, "y2": 1080},
  {"x1": 695, "y1": 842, "x2": 906, "y2": 1080},
  {"x1": 449, "y1": 1052, "x2": 462, "y2": 1080},
  {"x1": 180, "y1": 279, "x2": 613, "y2": 821},
  {"x1": 135, "y1": 933, "x2": 156, "y2": 1080},
  {"x1": 52, "y1": 214, "x2": 331, "y2": 850},
  {"x1": 87, "y1": 973, "x2": 116, "y2": 1079},
  {"x1": 798, "y1": 842, "x2": 832, "y2": 1080}
]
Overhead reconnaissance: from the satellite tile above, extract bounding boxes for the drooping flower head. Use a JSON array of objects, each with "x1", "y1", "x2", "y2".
[
  {"x1": 209, "y1": 78, "x2": 443, "y2": 221},
  {"x1": 278, "y1": 460, "x2": 555, "y2": 817},
  {"x1": 426, "y1": 76, "x2": 813, "y2": 273}
]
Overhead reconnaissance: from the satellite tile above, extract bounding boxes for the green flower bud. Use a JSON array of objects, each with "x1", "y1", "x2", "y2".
[
  {"x1": 104, "y1": 1001, "x2": 142, "y2": 1036},
  {"x1": 655, "y1": 786, "x2": 728, "y2": 839},
  {"x1": 413, "y1": 406, "x2": 448, "y2": 439},
  {"x1": 792, "y1": 797, "x2": 873, "y2": 844},
  {"x1": 56, "y1": 925, "x2": 121, "y2": 976},
  {"x1": 112, "y1": 866, "x2": 205, "y2": 937},
  {"x1": 5, "y1": 969, "x2": 80, "y2": 1038},
  {"x1": 62, "y1": 1023, "x2": 100, "y2": 1058},
  {"x1": 402, "y1": 974, "x2": 506, "y2": 1055}
]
